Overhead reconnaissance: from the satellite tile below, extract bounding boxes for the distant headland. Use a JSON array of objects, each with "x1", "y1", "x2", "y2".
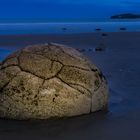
[{"x1": 111, "y1": 13, "x2": 140, "y2": 19}]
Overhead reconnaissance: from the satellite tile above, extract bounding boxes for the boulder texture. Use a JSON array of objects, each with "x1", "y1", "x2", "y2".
[{"x1": 0, "y1": 43, "x2": 109, "y2": 120}]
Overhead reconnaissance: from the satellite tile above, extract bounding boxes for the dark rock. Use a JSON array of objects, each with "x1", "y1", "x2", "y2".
[
  {"x1": 95, "y1": 28, "x2": 101, "y2": 31},
  {"x1": 120, "y1": 27, "x2": 127, "y2": 31},
  {"x1": 62, "y1": 28, "x2": 67, "y2": 31},
  {"x1": 102, "y1": 33, "x2": 108, "y2": 37},
  {"x1": 111, "y1": 13, "x2": 140, "y2": 19},
  {"x1": 95, "y1": 47, "x2": 104, "y2": 52}
]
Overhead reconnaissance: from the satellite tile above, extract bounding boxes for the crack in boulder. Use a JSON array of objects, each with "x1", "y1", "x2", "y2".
[
  {"x1": 56, "y1": 76, "x2": 91, "y2": 96},
  {"x1": 1, "y1": 64, "x2": 19, "y2": 70},
  {"x1": 22, "y1": 51, "x2": 92, "y2": 72},
  {"x1": 0, "y1": 71, "x2": 21, "y2": 93}
]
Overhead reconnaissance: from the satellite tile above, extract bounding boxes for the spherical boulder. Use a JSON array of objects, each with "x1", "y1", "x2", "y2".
[{"x1": 0, "y1": 43, "x2": 109, "y2": 120}]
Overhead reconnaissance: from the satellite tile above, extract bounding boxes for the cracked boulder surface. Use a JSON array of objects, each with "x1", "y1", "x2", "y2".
[{"x1": 0, "y1": 43, "x2": 109, "y2": 120}]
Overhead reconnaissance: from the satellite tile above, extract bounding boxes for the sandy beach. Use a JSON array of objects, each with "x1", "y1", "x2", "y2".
[{"x1": 0, "y1": 32, "x2": 140, "y2": 139}]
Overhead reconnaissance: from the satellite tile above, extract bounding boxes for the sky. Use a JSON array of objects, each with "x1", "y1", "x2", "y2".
[{"x1": 0, "y1": 0, "x2": 140, "y2": 20}]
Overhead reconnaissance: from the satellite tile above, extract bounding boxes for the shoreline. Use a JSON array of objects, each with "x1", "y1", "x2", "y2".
[
  {"x1": 0, "y1": 31, "x2": 140, "y2": 46},
  {"x1": 0, "y1": 21, "x2": 140, "y2": 35}
]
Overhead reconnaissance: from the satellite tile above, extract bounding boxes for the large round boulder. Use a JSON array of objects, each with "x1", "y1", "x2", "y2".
[{"x1": 0, "y1": 43, "x2": 109, "y2": 120}]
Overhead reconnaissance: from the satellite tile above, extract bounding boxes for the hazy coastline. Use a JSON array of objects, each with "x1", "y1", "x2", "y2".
[{"x1": 0, "y1": 20, "x2": 140, "y2": 35}]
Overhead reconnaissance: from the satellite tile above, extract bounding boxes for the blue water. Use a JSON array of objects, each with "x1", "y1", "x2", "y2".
[
  {"x1": 0, "y1": 20, "x2": 140, "y2": 35},
  {"x1": 0, "y1": 48, "x2": 16, "y2": 60}
]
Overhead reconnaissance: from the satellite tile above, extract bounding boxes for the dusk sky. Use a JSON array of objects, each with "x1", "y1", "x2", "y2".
[{"x1": 0, "y1": 0, "x2": 140, "y2": 19}]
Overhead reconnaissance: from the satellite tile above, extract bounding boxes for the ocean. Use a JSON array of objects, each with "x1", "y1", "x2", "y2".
[{"x1": 0, "y1": 19, "x2": 140, "y2": 35}]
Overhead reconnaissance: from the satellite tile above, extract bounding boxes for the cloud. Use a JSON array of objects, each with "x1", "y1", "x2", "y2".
[
  {"x1": 0, "y1": 0, "x2": 140, "y2": 19},
  {"x1": 121, "y1": 1, "x2": 140, "y2": 6},
  {"x1": 0, "y1": 0, "x2": 120, "y2": 5}
]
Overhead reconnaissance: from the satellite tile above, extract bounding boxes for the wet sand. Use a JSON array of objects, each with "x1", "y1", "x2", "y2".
[{"x1": 0, "y1": 32, "x2": 140, "y2": 139}]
